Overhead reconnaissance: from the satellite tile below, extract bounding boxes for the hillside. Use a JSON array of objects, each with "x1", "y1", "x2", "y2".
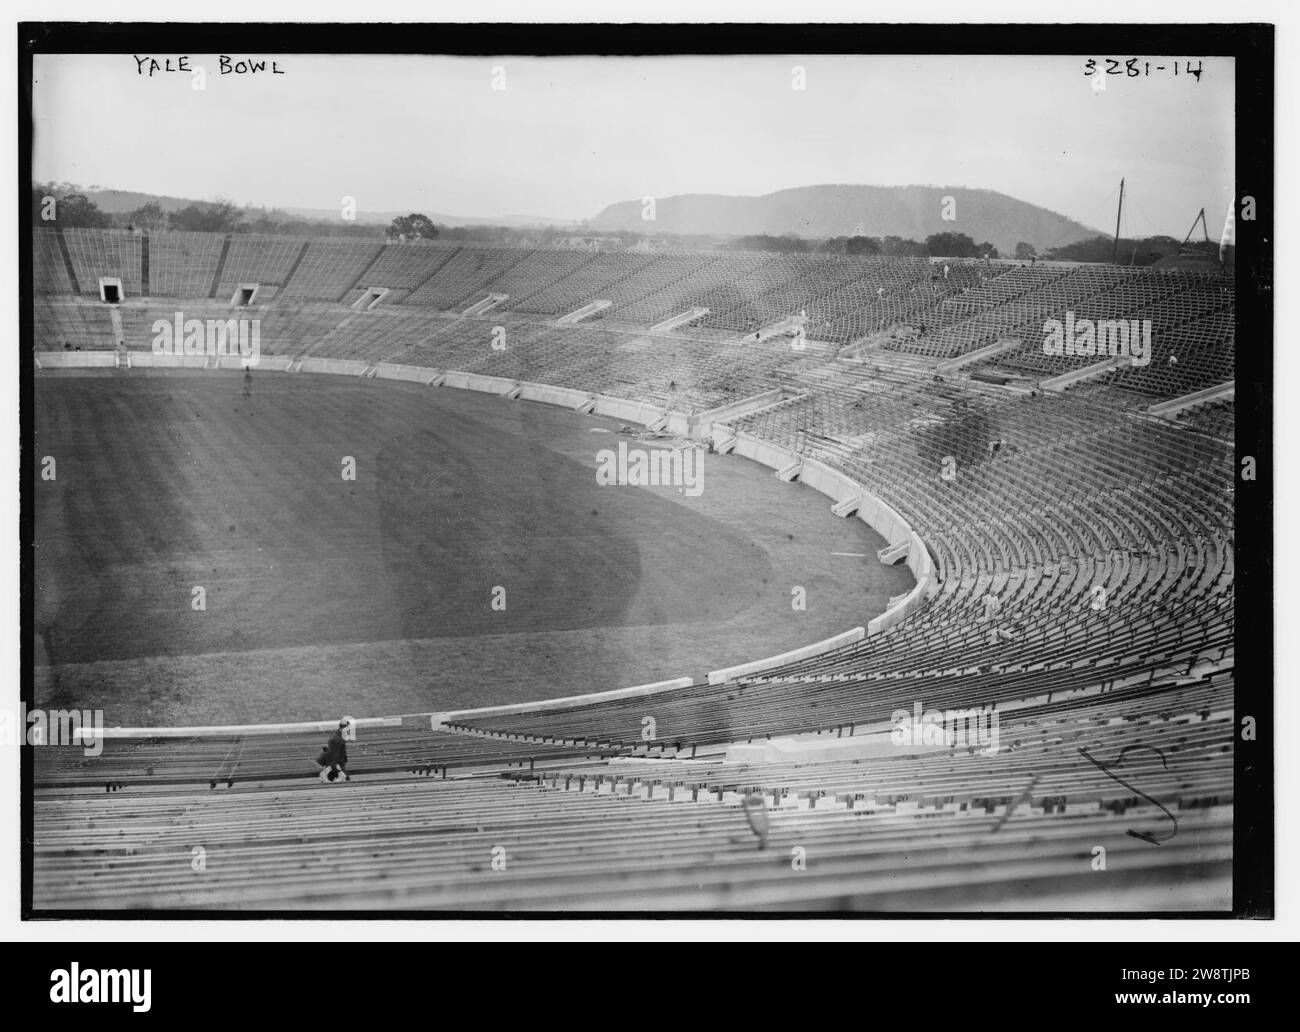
[
  {"x1": 587, "y1": 184, "x2": 1101, "y2": 255},
  {"x1": 77, "y1": 189, "x2": 567, "y2": 229},
  {"x1": 63, "y1": 183, "x2": 1099, "y2": 252},
  {"x1": 281, "y1": 207, "x2": 568, "y2": 228}
]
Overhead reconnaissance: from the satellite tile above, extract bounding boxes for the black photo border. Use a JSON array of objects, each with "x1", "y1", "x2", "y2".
[{"x1": 17, "y1": 20, "x2": 1274, "y2": 921}]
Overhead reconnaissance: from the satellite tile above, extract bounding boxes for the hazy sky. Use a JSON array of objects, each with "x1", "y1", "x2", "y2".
[{"x1": 32, "y1": 52, "x2": 1234, "y2": 235}]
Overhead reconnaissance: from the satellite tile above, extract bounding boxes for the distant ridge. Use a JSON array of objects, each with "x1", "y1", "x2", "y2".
[
  {"x1": 64, "y1": 183, "x2": 1101, "y2": 251},
  {"x1": 279, "y1": 207, "x2": 569, "y2": 228},
  {"x1": 587, "y1": 184, "x2": 1102, "y2": 255},
  {"x1": 69, "y1": 189, "x2": 570, "y2": 229}
]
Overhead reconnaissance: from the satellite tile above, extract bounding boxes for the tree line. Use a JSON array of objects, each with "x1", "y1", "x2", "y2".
[
  {"x1": 730, "y1": 232, "x2": 1002, "y2": 258},
  {"x1": 31, "y1": 184, "x2": 395, "y2": 238},
  {"x1": 30, "y1": 184, "x2": 1224, "y2": 266}
]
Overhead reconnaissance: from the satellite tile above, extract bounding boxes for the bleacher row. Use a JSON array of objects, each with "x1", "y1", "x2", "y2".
[
  {"x1": 34, "y1": 296, "x2": 830, "y2": 414},
  {"x1": 35, "y1": 230, "x2": 1234, "y2": 400},
  {"x1": 31, "y1": 231, "x2": 1235, "y2": 910},
  {"x1": 438, "y1": 370, "x2": 1231, "y2": 751},
  {"x1": 33, "y1": 671, "x2": 1232, "y2": 910},
  {"x1": 32, "y1": 723, "x2": 622, "y2": 791}
]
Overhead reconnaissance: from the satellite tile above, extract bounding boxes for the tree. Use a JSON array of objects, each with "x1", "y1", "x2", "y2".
[
  {"x1": 37, "y1": 191, "x2": 112, "y2": 228},
  {"x1": 1042, "y1": 234, "x2": 1181, "y2": 267},
  {"x1": 244, "y1": 208, "x2": 282, "y2": 234},
  {"x1": 1014, "y1": 242, "x2": 1037, "y2": 261},
  {"x1": 924, "y1": 232, "x2": 980, "y2": 258},
  {"x1": 733, "y1": 233, "x2": 809, "y2": 253},
  {"x1": 169, "y1": 200, "x2": 243, "y2": 233},
  {"x1": 386, "y1": 213, "x2": 439, "y2": 240},
  {"x1": 845, "y1": 235, "x2": 882, "y2": 256},
  {"x1": 978, "y1": 242, "x2": 1000, "y2": 259},
  {"x1": 127, "y1": 202, "x2": 169, "y2": 231},
  {"x1": 880, "y1": 236, "x2": 927, "y2": 257}
]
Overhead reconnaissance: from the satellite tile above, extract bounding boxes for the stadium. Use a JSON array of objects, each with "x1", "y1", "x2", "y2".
[{"x1": 25, "y1": 50, "x2": 1241, "y2": 913}]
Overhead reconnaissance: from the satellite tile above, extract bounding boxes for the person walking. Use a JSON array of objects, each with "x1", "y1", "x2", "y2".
[{"x1": 317, "y1": 718, "x2": 351, "y2": 782}]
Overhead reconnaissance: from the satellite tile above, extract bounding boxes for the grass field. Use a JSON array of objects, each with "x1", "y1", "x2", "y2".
[{"x1": 33, "y1": 369, "x2": 914, "y2": 725}]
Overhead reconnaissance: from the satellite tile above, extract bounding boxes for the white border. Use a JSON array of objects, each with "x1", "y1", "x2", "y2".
[{"x1": 4, "y1": 0, "x2": 1293, "y2": 945}]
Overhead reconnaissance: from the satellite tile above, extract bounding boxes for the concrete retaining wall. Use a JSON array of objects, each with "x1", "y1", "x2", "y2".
[
  {"x1": 690, "y1": 388, "x2": 784, "y2": 440},
  {"x1": 297, "y1": 357, "x2": 369, "y2": 377},
  {"x1": 216, "y1": 354, "x2": 293, "y2": 372},
  {"x1": 36, "y1": 351, "x2": 117, "y2": 368},
  {"x1": 94, "y1": 716, "x2": 404, "y2": 739},
  {"x1": 127, "y1": 352, "x2": 209, "y2": 369},
  {"x1": 441, "y1": 370, "x2": 517, "y2": 395},
  {"x1": 440, "y1": 677, "x2": 696, "y2": 723},
  {"x1": 590, "y1": 395, "x2": 664, "y2": 427},
  {"x1": 707, "y1": 626, "x2": 866, "y2": 685},
  {"x1": 373, "y1": 363, "x2": 442, "y2": 384},
  {"x1": 517, "y1": 382, "x2": 593, "y2": 409},
  {"x1": 729, "y1": 435, "x2": 934, "y2": 635},
  {"x1": 729, "y1": 429, "x2": 798, "y2": 472}
]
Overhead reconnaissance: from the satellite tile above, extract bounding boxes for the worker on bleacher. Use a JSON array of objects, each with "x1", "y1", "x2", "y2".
[
  {"x1": 317, "y1": 718, "x2": 350, "y2": 783},
  {"x1": 742, "y1": 793, "x2": 769, "y2": 850}
]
